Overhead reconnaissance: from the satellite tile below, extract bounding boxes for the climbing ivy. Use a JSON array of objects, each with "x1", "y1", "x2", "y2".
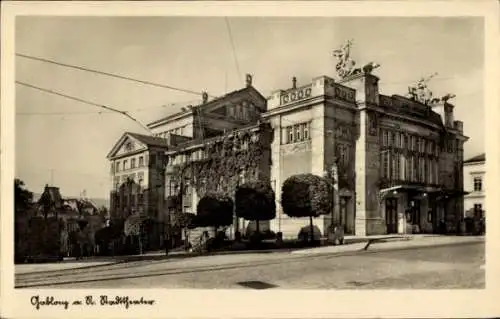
[{"x1": 169, "y1": 124, "x2": 272, "y2": 199}]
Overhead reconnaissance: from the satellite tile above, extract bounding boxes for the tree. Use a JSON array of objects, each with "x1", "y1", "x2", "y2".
[
  {"x1": 97, "y1": 206, "x2": 109, "y2": 221},
  {"x1": 235, "y1": 181, "x2": 276, "y2": 234},
  {"x1": 171, "y1": 212, "x2": 196, "y2": 248},
  {"x1": 195, "y1": 193, "x2": 234, "y2": 233},
  {"x1": 281, "y1": 174, "x2": 333, "y2": 242},
  {"x1": 172, "y1": 212, "x2": 196, "y2": 229},
  {"x1": 14, "y1": 178, "x2": 33, "y2": 214}
]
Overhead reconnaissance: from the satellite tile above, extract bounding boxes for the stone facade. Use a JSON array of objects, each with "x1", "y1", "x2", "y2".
[
  {"x1": 463, "y1": 153, "x2": 485, "y2": 218},
  {"x1": 107, "y1": 70, "x2": 469, "y2": 242}
]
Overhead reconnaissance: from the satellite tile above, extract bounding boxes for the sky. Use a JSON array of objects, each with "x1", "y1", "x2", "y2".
[{"x1": 15, "y1": 16, "x2": 484, "y2": 199}]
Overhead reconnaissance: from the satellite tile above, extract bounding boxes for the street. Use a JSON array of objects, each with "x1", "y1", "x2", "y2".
[{"x1": 16, "y1": 241, "x2": 484, "y2": 289}]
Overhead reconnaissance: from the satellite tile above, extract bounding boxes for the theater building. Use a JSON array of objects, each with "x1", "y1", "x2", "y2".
[
  {"x1": 264, "y1": 71, "x2": 467, "y2": 237},
  {"x1": 106, "y1": 44, "x2": 468, "y2": 240}
]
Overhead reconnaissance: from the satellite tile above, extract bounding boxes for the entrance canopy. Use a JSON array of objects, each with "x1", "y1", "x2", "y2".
[{"x1": 379, "y1": 184, "x2": 469, "y2": 201}]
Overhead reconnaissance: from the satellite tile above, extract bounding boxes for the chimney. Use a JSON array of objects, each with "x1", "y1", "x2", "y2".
[
  {"x1": 246, "y1": 74, "x2": 253, "y2": 87},
  {"x1": 292, "y1": 77, "x2": 297, "y2": 89},
  {"x1": 202, "y1": 92, "x2": 208, "y2": 104}
]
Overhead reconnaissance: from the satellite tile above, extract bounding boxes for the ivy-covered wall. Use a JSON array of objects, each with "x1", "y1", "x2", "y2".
[{"x1": 166, "y1": 122, "x2": 273, "y2": 214}]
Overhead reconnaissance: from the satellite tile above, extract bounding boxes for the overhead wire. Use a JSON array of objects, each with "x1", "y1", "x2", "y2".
[
  {"x1": 16, "y1": 80, "x2": 152, "y2": 133},
  {"x1": 225, "y1": 17, "x2": 243, "y2": 86},
  {"x1": 16, "y1": 53, "x2": 218, "y2": 98}
]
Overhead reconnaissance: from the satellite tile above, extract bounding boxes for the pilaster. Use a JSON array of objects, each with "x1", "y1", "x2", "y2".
[{"x1": 343, "y1": 73, "x2": 383, "y2": 235}]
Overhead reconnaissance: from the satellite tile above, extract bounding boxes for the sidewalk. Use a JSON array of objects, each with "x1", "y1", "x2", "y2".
[{"x1": 291, "y1": 234, "x2": 484, "y2": 256}]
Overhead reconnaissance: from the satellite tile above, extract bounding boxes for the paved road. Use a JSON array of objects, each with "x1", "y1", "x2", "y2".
[{"x1": 16, "y1": 242, "x2": 484, "y2": 289}]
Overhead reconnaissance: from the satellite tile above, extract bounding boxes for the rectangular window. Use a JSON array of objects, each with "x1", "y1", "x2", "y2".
[
  {"x1": 392, "y1": 154, "x2": 399, "y2": 181},
  {"x1": 115, "y1": 161, "x2": 120, "y2": 173},
  {"x1": 303, "y1": 123, "x2": 309, "y2": 140},
  {"x1": 287, "y1": 126, "x2": 293, "y2": 144},
  {"x1": 382, "y1": 152, "x2": 390, "y2": 178},
  {"x1": 123, "y1": 160, "x2": 128, "y2": 170},
  {"x1": 395, "y1": 132, "x2": 401, "y2": 149},
  {"x1": 295, "y1": 125, "x2": 301, "y2": 141},
  {"x1": 434, "y1": 160, "x2": 438, "y2": 184},
  {"x1": 419, "y1": 157, "x2": 425, "y2": 183},
  {"x1": 131, "y1": 158, "x2": 136, "y2": 169},
  {"x1": 383, "y1": 130, "x2": 389, "y2": 146},
  {"x1": 412, "y1": 156, "x2": 418, "y2": 182},
  {"x1": 400, "y1": 155, "x2": 406, "y2": 180},
  {"x1": 299, "y1": 124, "x2": 305, "y2": 141},
  {"x1": 340, "y1": 145, "x2": 348, "y2": 166},
  {"x1": 404, "y1": 155, "x2": 410, "y2": 181},
  {"x1": 139, "y1": 156, "x2": 144, "y2": 167},
  {"x1": 473, "y1": 177, "x2": 483, "y2": 191},
  {"x1": 425, "y1": 158, "x2": 430, "y2": 184}
]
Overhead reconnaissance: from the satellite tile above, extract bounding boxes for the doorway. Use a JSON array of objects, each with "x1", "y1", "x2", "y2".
[
  {"x1": 409, "y1": 199, "x2": 421, "y2": 228},
  {"x1": 385, "y1": 198, "x2": 398, "y2": 234},
  {"x1": 340, "y1": 197, "x2": 354, "y2": 235}
]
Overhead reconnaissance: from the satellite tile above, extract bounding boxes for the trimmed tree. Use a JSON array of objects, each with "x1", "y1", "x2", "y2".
[
  {"x1": 195, "y1": 193, "x2": 234, "y2": 234},
  {"x1": 281, "y1": 174, "x2": 333, "y2": 243},
  {"x1": 235, "y1": 181, "x2": 276, "y2": 235},
  {"x1": 172, "y1": 212, "x2": 196, "y2": 247}
]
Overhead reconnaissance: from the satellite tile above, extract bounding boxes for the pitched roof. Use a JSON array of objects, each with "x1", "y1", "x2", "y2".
[
  {"x1": 126, "y1": 132, "x2": 170, "y2": 148},
  {"x1": 464, "y1": 153, "x2": 485, "y2": 164},
  {"x1": 38, "y1": 186, "x2": 63, "y2": 208},
  {"x1": 147, "y1": 86, "x2": 266, "y2": 128}
]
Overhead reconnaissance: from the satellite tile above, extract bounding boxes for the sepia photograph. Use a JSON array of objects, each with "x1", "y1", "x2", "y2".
[{"x1": 2, "y1": 1, "x2": 499, "y2": 318}]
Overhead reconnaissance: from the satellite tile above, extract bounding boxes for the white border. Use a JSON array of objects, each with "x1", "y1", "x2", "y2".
[{"x1": 2, "y1": 1, "x2": 499, "y2": 318}]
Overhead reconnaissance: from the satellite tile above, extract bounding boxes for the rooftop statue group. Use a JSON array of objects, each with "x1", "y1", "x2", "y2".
[
  {"x1": 332, "y1": 39, "x2": 380, "y2": 79},
  {"x1": 332, "y1": 40, "x2": 455, "y2": 106},
  {"x1": 406, "y1": 73, "x2": 456, "y2": 106}
]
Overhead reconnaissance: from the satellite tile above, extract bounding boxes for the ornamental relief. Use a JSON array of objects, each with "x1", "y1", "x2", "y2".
[
  {"x1": 334, "y1": 122, "x2": 354, "y2": 141},
  {"x1": 368, "y1": 112, "x2": 378, "y2": 136},
  {"x1": 280, "y1": 140, "x2": 312, "y2": 155}
]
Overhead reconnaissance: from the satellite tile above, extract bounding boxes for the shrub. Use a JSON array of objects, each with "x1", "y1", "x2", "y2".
[
  {"x1": 195, "y1": 193, "x2": 234, "y2": 231},
  {"x1": 281, "y1": 174, "x2": 333, "y2": 242},
  {"x1": 235, "y1": 181, "x2": 276, "y2": 234}
]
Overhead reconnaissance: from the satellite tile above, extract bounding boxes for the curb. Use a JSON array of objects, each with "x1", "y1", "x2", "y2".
[
  {"x1": 365, "y1": 238, "x2": 483, "y2": 253},
  {"x1": 297, "y1": 238, "x2": 484, "y2": 258}
]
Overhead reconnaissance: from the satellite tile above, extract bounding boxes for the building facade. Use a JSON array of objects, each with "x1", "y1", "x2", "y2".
[
  {"x1": 107, "y1": 49, "x2": 469, "y2": 241},
  {"x1": 263, "y1": 71, "x2": 468, "y2": 237},
  {"x1": 463, "y1": 153, "x2": 485, "y2": 218}
]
